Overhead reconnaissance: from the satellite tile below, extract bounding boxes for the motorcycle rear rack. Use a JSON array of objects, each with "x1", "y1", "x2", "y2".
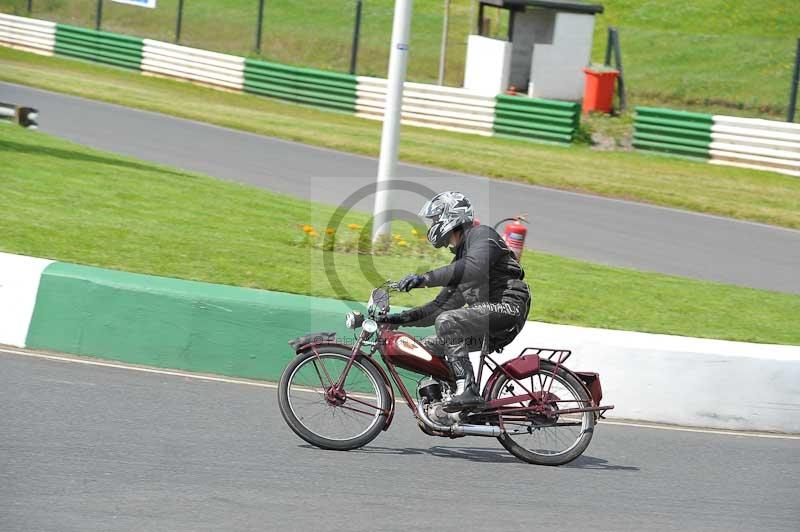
[{"x1": 516, "y1": 346, "x2": 573, "y2": 365}]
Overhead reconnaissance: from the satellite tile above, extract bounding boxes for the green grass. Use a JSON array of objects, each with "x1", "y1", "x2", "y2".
[
  {"x1": 3, "y1": 0, "x2": 798, "y2": 116},
  {"x1": 2, "y1": 46, "x2": 799, "y2": 230},
  {"x1": 2, "y1": 123, "x2": 799, "y2": 345}
]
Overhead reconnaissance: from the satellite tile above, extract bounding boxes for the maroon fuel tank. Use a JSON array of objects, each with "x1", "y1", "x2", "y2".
[{"x1": 380, "y1": 331, "x2": 452, "y2": 381}]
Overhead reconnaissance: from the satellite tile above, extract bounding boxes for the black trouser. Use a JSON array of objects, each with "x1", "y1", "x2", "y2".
[{"x1": 421, "y1": 295, "x2": 529, "y2": 381}]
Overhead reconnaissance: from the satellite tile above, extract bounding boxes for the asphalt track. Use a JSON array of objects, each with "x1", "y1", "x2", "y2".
[
  {"x1": 3, "y1": 82, "x2": 800, "y2": 294},
  {"x1": 1, "y1": 347, "x2": 798, "y2": 532}
]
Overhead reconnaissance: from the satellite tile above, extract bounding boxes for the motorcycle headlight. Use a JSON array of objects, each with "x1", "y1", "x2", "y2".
[{"x1": 345, "y1": 311, "x2": 364, "y2": 329}]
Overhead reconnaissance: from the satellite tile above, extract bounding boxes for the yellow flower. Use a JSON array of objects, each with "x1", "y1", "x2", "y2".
[
  {"x1": 393, "y1": 234, "x2": 403, "y2": 241},
  {"x1": 302, "y1": 224, "x2": 314, "y2": 234},
  {"x1": 325, "y1": 227, "x2": 335, "y2": 235},
  {"x1": 309, "y1": 230, "x2": 319, "y2": 237},
  {"x1": 411, "y1": 228, "x2": 419, "y2": 236},
  {"x1": 397, "y1": 241, "x2": 408, "y2": 247},
  {"x1": 347, "y1": 223, "x2": 362, "y2": 230}
]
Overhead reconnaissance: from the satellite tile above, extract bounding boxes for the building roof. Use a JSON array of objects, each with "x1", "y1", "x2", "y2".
[{"x1": 480, "y1": 0, "x2": 604, "y2": 15}]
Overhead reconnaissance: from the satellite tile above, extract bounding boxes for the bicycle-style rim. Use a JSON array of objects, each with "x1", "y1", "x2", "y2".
[{"x1": 286, "y1": 353, "x2": 384, "y2": 442}]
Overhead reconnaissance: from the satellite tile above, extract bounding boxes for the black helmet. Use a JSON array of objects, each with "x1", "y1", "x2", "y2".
[{"x1": 418, "y1": 191, "x2": 474, "y2": 248}]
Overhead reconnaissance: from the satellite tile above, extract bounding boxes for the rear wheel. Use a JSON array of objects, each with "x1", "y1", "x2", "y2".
[
  {"x1": 278, "y1": 347, "x2": 390, "y2": 451},
  {"x1": 488, "y1": 360, "x2": 594, "y2": 465}
]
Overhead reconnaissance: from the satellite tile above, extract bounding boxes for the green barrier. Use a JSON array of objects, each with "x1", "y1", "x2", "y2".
[
  {"x1": 55, "y1": 24, "x2": 142, "y2": 71},
  {"x1": 244, "y1": 58, "x2": 357, "y2": 113},
  {"x1": 633, "y1": 107, "x2": 712, "y2": 159},
  {"x1": 25, "y1": 262, "x2": 432, "y2": 388},
  {"x1": 494, "y1": 94, "x2": 580, "y2": 144}
]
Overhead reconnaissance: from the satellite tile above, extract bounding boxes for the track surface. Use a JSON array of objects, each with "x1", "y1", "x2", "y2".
[
  {"x1": 1, "y1": 349, "x2": 798, "y2": 532},
  {"x1": 3, "y1": 82, "x2": 800, "y2": 294}
]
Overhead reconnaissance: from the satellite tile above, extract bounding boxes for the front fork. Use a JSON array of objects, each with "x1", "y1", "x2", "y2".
[{"x1": 308, "y1": 331, "x2": 398, "y2": 430}]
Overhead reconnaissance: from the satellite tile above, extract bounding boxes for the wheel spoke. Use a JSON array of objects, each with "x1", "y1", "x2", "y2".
[
  {"x1": 285, "y1": 352, "x2": 384, "y2": 442},
  {"x1": 490, "y1": 363, "x2": 594, "y2": 464}
]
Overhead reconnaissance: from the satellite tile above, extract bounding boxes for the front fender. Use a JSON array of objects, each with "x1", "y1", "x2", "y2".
[{"x1": 288, "y1": 331, "x2": 337, "y2": 353}]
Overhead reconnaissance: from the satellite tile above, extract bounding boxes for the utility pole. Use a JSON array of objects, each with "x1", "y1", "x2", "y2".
[{"x1": 373, "y1": 0, "x2": 414, "y2": 242}]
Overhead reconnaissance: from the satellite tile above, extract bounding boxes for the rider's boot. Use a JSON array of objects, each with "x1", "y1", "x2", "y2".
[{"x1": 443, "y1": 354, "x2": 485, "y2": 413}]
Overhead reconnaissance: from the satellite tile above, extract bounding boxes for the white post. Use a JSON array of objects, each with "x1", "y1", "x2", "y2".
[
  {"x1": 372, "y1": 0, "x2": 414, "y2": 242},
  {"x1": 437, "y1": 0, "x2": 450, "y2": 86}
]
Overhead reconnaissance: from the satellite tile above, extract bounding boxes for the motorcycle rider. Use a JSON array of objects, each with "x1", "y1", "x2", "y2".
[{"x1": 378, "y1": 191, "x2": 531, "y2": 413}]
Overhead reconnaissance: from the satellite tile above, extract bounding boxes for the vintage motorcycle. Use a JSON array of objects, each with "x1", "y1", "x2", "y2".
[{"x1": 278, "y1": 282, "x2": 613, "y2": 465}]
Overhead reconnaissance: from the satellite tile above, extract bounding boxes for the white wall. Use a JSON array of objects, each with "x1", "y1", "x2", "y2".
[
  {"x1": 0, "y1": 252, "x2": 53, "y2": 347},
  {"x1": 476, "y1": 321, "x2": 800, "y2": 433},
  {"x1": 529, "y1": 12, "x2": 595, "y2": 100},
  {"x1": 463, "y1": 35, "x2": 512, "y2": 96}
]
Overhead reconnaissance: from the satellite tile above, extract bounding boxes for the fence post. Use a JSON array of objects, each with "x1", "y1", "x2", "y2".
[
  {"x1": 788, "y1": 37, "x2": 800, "y2": 123},
  {"x1": 255, "y1": 0, "x2": 265, "y2": 53},
  {"x1": 604, "y1": 27, "x2": 613, "y2": 66},
  {"x1": 175, "y1": 0, "x2": 185, "y2": 44},
  {"x1": 349, "y1": 0, "x2": 363, "y2": 75},
  {"x1": 95, "y1": 0, "x2": 103, "y2": 31},
  {"x1": 611, "y1": 28, "x2": 627, "y2": 111}
]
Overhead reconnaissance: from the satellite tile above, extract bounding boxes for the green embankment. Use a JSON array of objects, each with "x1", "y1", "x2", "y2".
[
  {"x1": 2, "y1": 125, "x2": 799, "y2": 345},
  {"x1": 1, "y1": 46, "x2": 798, "y2": 230},
  {"x1": 3, "y1": 0, "x2": 798, "y2": 116},
  {"x1": 25, "y1": 262, "x2": 378, "y2": 382}
]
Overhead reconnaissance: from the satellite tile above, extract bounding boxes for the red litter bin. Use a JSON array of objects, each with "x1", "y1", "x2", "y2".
[{"x1": 582, "y1": 67, "x2": 619, "y2": 114}]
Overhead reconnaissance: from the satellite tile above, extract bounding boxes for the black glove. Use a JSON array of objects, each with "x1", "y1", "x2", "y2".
[
  {"x1": 376, "y1": 313, "x2": 412, "y2": 325},
  {"x1": 397, "y1": 273, "x2": 428, "y2": 292}
]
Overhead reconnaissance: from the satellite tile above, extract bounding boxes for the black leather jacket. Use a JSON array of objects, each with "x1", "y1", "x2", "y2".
[{"x1": 396, "y1": 224, "x2": 530, "y2": 327}]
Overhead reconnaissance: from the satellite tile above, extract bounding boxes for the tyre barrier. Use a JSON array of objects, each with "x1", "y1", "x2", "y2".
[
  {"x1": 55, "y1": 24, "x2": 143, "y2": 71},
  {"x1": 634, "y1": 107, "x2": 800, "y2": 177},
  {"x1": 141, "y1": 40, "x2": 245, "y2": 91},
  {"x1": 0, "y1": 13, "x2": 581, "y2": 145},
  {"x1": 0, "y1": 12, "x2": 54, "y2": 56}
]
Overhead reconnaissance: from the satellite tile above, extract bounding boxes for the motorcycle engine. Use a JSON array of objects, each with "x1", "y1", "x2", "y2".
[
  {"x1": 417, "y1": 377, "x2": 443, "y2": 403},
  {"x1": 418, "y1": 378, "x2": 460, "y2": 426}
]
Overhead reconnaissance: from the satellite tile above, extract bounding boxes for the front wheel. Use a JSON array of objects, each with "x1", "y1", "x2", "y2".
[
  {"x1": 278, "y1": 347, "x2": 390, "y2": 451},
  {"x1": 488, "y1": 360, "x2": 595, "y2": 465}
]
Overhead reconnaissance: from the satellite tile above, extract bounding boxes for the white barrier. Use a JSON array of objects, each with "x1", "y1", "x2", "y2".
[
  {"x1": 487, "y1": 322, "x2": 800, "y2": 433},
  {"x1": 356, "y1": 76, "x2": 496, "y2": 136},
  {"x1": 0, "y1": 13, "x2": 55, "y2": 56},
  {"x1": 141, "y1": 39, "x2": 244, "y2": 91},
  {"x1": 710, "y1": 116, "x2": 800, "y2": 177},
  {"x1": 0, "y1": 252, "x2": 53, "y2": 348}
]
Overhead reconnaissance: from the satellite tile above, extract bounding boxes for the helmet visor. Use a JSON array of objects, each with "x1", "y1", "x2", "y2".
[{"x1": 418, "y1": 199, "x2": 444, "y2": 219}]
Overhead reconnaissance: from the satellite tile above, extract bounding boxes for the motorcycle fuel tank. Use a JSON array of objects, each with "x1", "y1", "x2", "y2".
[{"x1": 381, "y1": 331, "x2": 452, "y2": 381}]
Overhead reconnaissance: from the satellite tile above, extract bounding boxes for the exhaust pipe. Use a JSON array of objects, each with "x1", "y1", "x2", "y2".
[{"x1": 416, "y1": 402, "x2": 502, "y2": 437}]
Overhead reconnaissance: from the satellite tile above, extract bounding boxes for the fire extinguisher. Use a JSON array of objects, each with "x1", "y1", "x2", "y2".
[{"x1": 494, "y1": 215, "x2": 528, "y2": 260}]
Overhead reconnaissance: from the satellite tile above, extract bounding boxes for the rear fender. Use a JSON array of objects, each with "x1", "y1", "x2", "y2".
[
  {"x1": 482, "y1": 354, "x2": 540, "y2": 399},
  {"x1": 292, "y1": 336, "x2": 396, "y2": 431},
  {"x1": 575, "y1": 372, "x2": 603, "y2": 407},
  {"x1": 481, "y1": 353, "x2": 606, "y2": 419}
]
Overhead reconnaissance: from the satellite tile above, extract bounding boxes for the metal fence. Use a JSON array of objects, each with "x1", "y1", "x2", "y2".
[{"x1": 4, "y1": 0, "x2": 488, "y2": 87}]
